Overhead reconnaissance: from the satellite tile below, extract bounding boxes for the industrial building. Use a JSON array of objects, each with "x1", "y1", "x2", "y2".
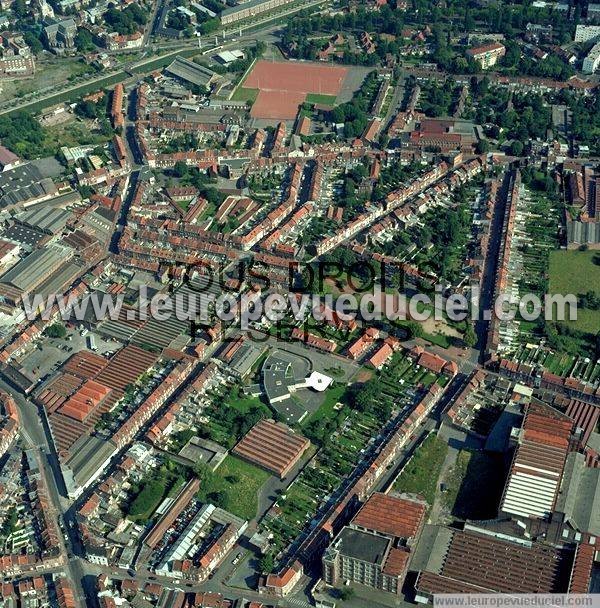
[
  {"x1": 500, "y1": 401, "x2": 575, "y2": 520},
  {"x1": 61, "y1": 435, "x2": 118, "y2": 499},
  {"x1": 232, "y1": 418, "x2": 310, "y2": 479},
  {"x1": 412, "y1": 523, "x2": 582, "y2": 599},
  {"x1": 555, "y1": 452, "x2": 600, "y2": 537},
  {"x1": 323, "y1": 493, "x2": 427, "y2": 596},
  {"x1": 0, "y1": 244, "x2": 73, "y2": 294},
  {"x1": 0, "y1": 163, "x2": 57, "y2": 209},
  {"x1": 13, "y1": 207, "x2": 72, "y2": 236},
  {"x1": 165, "y1": 56, "x2": 218, "y2": 89},
  {"x1": 220, "y1": 0, "x2": 295, "y2": 25}
]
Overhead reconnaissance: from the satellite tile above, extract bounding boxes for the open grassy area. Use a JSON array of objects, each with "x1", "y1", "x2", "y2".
[
  {"x1": 230, "y1": 87, "x2": 259, "y2": 103},
  {"x1": 1, "y1": 57, "x2": 95, "y2": 104},
  {"x1": 393, "y1": 433, "x2": 448, "y2": 509},
  {"x1": 228, "y1": 393, "x2": 270, "y2": 416},
  {"x1": 126, "y1": 466, "x2": 185, "y2": 523},
  {"x1": 44, "y1": 118, "x2": 112, "y2": 151},
  {"x1": 175, "y1": 199, "x2": 192, "y2": 212},
  {"x1": 215, "y1": 455, "x2": 270, "y2": 521},
  {"x1": 549, "y1": 249, "x2": 600, "y2": 333},
  {"x1": 305, "y1": 92, "x2": 337, "y2": 105}
]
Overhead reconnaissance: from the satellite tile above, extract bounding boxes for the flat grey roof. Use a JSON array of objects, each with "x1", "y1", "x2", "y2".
[
  {"x1": 338, "y1": 528, "x2": 390, "y2": 565},
  {"x1": 229, "y1": 341, "x2": 265, "y2": 377},
  {"x1": 2, "y1": 224, "x2": 46, "y2": 247},
  {"x1": 262, "y1": 349, "x2": 311, "y2": 402},
  {"x1": 14, "y1": 206, "x2": 72, "y2": 235},
  {"x1": 262, "y1": 354, "x2": 293, "y2": 401},
  {"x1": 0, "y1": 163, "x2": 57, "y2": 208},
  {"x1": 166, "y1": 56, "x2": 217, "y2": 88},
  {"x1": 66, "y1": 435, "x2": 117, "y2": 488},
  {"x1": 557, "y1": 452, "x2": 600, "y2": 537},
  {"x1": 0, "y1": 244, "x2": 73, "y2": 292}
]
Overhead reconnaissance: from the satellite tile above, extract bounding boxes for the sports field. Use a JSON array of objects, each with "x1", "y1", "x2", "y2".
[{"x1": 239, "y1": 60, "x2": 349, "y2": 119}]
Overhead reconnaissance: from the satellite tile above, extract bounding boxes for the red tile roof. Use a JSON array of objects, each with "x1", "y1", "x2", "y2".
[
  {"x1": 232, "y1": 419, "x2": 310, "y2": 479},
  {"x1": 352, "y1": 493, "x2": 426, "y2": 540}
]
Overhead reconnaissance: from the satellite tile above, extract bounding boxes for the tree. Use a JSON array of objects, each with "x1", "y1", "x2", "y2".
[
  {"x1": 0, "y1": 111, "x2": 47, "y2": 159},
  {"x1": 45, "y1": 323, "x2": 67, "y2": 339},
  {"x1": 207, "y1": 489, "x2": 227, "y2": 508},
  {"x1": 463, "y1": 322, "x2": 477, "y2": 348},
  {"x1": 12, "y1": 0, "x2": 28, "y2": 18},
  {"x1": 75, "y1": 28, "x2": 95, "y2": 52},
  {"x1": 509, "y1": 140, "x2": 524, "y2": 157},
  {"x1": 475, "y1": 139, "x2": 489, "y2": 154},
  {"x1": 75, "y1": 100, "x2": 97, "y2": 119},
  {"x1": 259, "y1": 554, "x2": 275, "y2": 573},
  {"x1": 173, "y1": 161, "x2": 188, "y2": 178},
  {"x1": 403, "y1": 320, "x2": 423, "y2": 339},
  {"x1": 23, "y1": 32, "x2": 43, "y2": 54}
]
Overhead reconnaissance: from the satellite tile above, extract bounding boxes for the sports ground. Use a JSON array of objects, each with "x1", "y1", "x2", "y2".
[{"x1": 236, "y1": 60, "x2": 349, "y2": 120}]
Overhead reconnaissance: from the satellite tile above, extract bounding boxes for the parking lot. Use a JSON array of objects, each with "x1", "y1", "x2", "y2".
[{"x1": 17, "y1": 326, "x2": 122, "y2": 383}]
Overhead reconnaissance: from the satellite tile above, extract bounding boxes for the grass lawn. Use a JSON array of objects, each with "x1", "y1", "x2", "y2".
[
  {"x1": 216, "y1": 455, "x2": 270, "y2": 521},
  {"x1": 548, "y1": 249, "x2": 600, "y2": 333},
  {"x1": 230, "y1": 87, "x2": 259, "y2": 103},
  {"x1": 40, "y1": 119, "x2": 112, "y2": 159},
  {"x1": 305, "y1": 92, "x2": 337, "y2": 105},
  {"x1": 393, "y1": 433, "x2": 448, "y2": 508},
  {"x1": 228, "y1": 393, "x2": 270, "y2": 416},
  {"x1": 2, "y1": 57, "x2": 94, "y2": 103},
  {"x1": 423, "y1": 331, "x2": 453, "y2": 349},
  {"x1": 126, "y1": 467, "x2": 185, "y2": 523}
]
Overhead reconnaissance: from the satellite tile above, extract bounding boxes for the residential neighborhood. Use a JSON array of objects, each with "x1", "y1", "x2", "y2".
[{"x1": 0, "y1": 0, "x2": 599, "y2": 606}]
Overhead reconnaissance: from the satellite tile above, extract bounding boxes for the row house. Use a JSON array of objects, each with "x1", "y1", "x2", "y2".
[
  {"x1": 111, "y1": 359, "x2": 195, "y2": 449},
  {"x1": 347, "y1": 327, "x2": 380, "y2": 359},
  {"x1": 135, "y1": 83, "x2": 148, "y2": 121},
  {"x1": 261, "y1": 382, "x2": 445, "y2": 597},
  {"x1": 485, "y1": 169, "x2": 520, "y2": 360},
  {"x1": 0, "y1": 391, "x2": 18, "y2": 457},
  {"x1": 291, "y1": 327, "x2": 337, "y2": 353},
  {"x1": 110, "y1": 84, "x2": 124, "y2": 130}
]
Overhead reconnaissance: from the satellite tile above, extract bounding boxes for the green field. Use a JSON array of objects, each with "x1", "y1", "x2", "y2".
[
  {"x1": 44, "y1": 119, "x2": 112, "y2": 151},
  {"x1": 230, "y1": 87, "x2": 259, "y2": 103},
  {"x1": 393, "y1": 433, "x2": 448, "y2": 508},
  {"x1": 215, "y1": 455, "x2": 270, "y2": 521},
  {"x1": 0, "y1": 48, "x2": 201, "y2": 118},
  {"x1": 126, "y1": 467, "x2": 185, "y2": 523},
  {"x1": 305, "y1": 92, "x2": 337, "y2": 105},
  {"x1": 548, "y1": 249, "x2": 600, "y2": 333}
]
